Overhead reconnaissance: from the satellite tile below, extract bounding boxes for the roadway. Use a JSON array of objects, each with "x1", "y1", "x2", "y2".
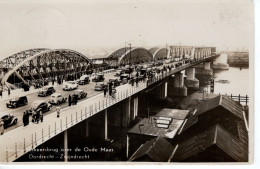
[
  {"x1": 0, "y1": 59, "x2": 186, "y2": 133},
  {"x1": 0, "y1": 72, "x2": 116, "y2": 133}
]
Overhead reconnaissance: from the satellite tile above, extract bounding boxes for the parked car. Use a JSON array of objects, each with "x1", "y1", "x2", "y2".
[
  {"x1": 114, "y1": 69, "x2": 125, "y2": 77},
  {"x1": 6, "y1": 96, "x2": 28, "y2": 108},
  {"x1": 63, "y1": 81, "x2": 78, "y2": 91},
  {"x1": 49, "y1": 93, "x2": 67, "y2": 105},
  {"x1": 29, "y1": 100, "x2": 52, "y2": 115},
  {"x1": 1, "y1": 114, "x2": 18, "y2": 128},
  {"x1": 92, "y1": 73, "x2": 105, "y2": 82},
  {"x1": 94, "y1": 82, "x2": 106, "y2": 91},
  {"x1": 120, "y1": 74, "x2": 130, "y2": 84},
  {"x1": 78, "y1": 75, "x2": 90, "y2": 85},
  {"x1": 38, "y1": 86, "x2": 55, "y2": 97},
  {"x1": 109, "y1": 78, "x2": 121, "y2": 87},
  {"x1": 73, "y1": 89, "x2": 87, "y2": 99}
]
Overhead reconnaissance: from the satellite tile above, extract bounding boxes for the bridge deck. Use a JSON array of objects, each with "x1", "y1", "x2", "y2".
[{"x1": 0, "y1": 56, "x2": 217, "y2": 162}]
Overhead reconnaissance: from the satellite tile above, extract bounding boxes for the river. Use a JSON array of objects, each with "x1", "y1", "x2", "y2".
[
  {"x1": 195, "y1": 67, "x2": 249, "y2": 97},
  {"x1": 213, "y1": 67, "x2": 249, "y2": 96}
]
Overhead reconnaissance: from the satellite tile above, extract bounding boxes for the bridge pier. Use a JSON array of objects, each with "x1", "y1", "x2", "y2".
[
  {"x1": 184, "y1": 68, "x2": 199, "y2": 92},
  {"x1": 212, "y1": 53, "x2": 229, "y2": 70},
  {"x1": 168, "y1": 71, "x2": 187, "y2": 97},
  {"x1": 195, "y1": 61, "x2": 213, "y2": 76}
]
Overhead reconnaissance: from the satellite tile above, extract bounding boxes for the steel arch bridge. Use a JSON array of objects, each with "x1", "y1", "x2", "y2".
[
  {"x1": 106, "y1": 47, "x2": 153, "y2": 65},
  {"x1": 149, "y1": 47, "x2": 169, "y2": 60},
  {"x1": 0, "y1": 48, "x2": 93, "y2": 89}
]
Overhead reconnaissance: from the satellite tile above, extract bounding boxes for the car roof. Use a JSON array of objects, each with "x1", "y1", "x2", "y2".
[
  {"x1": 75, "y1": 89, "x2": 83, "y2": 92},
  {"x1": 51, "y1": 93, "x2": 62, "y2": 97}
]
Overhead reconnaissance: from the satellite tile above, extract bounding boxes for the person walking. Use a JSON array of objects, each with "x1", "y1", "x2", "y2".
[
  {"x1": 104, "y1": 86, "x2": 107, "y2": 97},
  {"x1": 35, "y1": 112, "x2": 39, "y2": 124},
  {"x1": 131, "y1": 78, "x2": 134, "y2": 87},
  {"x1": 56, "y1": 107, "x2": 60, "y2": 118},
  {"x1": 26, "y1": 111, "x2": 30, "y2": 126},
  {"x1": 23, "y1": 112, "x2": 27, "y2": 127},
  {"x1": 136, "y1": 77, "x2": 139, "y2": 87},
  {"x1": 8, "y1": 88, "x2": 10, "y2": 96},
  {"x1": 40, "y1": 111, "x2": 43, "y2": 122},
  {"x1": 109, "y1": 83, "x2": 112, "y2": 96},
  {"x1": 68, "y1": 94, "x2": 72, "y2": 106},
  {"x1": 75, "y1": 94, "x2": 78, "y2": 105}
]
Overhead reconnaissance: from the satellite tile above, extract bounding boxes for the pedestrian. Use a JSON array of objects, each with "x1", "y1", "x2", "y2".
[
  {"x1": 56, "y1": 107, "x2": 60, "y2": 118},
  {"x1": 136, "y1": 72, "x2": 139, "y2": 78},
  {"x1": 8, "y1": 88, "x2": 10, "y2": 96},
  {"x1": 75, "y1": 94, "x2": 78, "y2": 105},
  {"x1": 136, "y1": 78, "x2": 139, "y2": 87},
  {"x1": 40, "y1": 111, "x2": 43, "y2": 122},
  {"x1": 68, "y1": 94, "x2": 72, "y2": 106},
  {"x1": 26, "y1": 111, "x2": 29, "y2": 126},
  {"x1": 109, "y1": 83, "x2": 112, "y2": 96},
  {"x1": 131, "y1": 78, "x2": 134, "y2": 87},
  {"x1": 35, "y1": 112, "x2": 39, "y2": 124},
  {"x1": 0, "y1": 89, "x2": 2, "y2": 98},
  {"x1": 52, "y1": 78, "x2": 55, "y2": 86},
  {"x1": 104, "y1": 86, "x2": 107, "y2": 97},
  {"x1": 0, "y1": 121, "x2": 4, "y2": 135},
  {"x1": 23, "y1": 112, "x2": 27, "y2": 127}
]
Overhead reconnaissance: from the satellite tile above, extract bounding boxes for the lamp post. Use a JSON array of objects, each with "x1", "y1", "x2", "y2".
[{"x1": 128, "y1": 43, "x2": 132, "y2": 65}]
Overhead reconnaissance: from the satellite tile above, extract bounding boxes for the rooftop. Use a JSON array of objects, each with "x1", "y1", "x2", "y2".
[
  {"x1": 128, "y1": 109, "x2": 189, "y2": 139},
  {"x1": 171, "y1": 124, "x2": 248, "y2": 162},
  {"x1": 128, "y1": 137, "x2": 175, "y2": 162}
]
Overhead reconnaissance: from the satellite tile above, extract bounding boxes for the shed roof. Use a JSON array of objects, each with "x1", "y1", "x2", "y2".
[
  {"x1": 171, "y1": 124, "x2": 248, "y2": 162},
  {"x1": 128, "y1": 109, "x2": 189, "y2": 139},
  {"x1": 155, "y1": 109, "x2": 189, "y2": 120},
  {"x1": 128, "y1": 137, "x2": 175, "y2": 162},
  {"x1": 197, "y1": 95, "x2": 244, "y2": 120}
]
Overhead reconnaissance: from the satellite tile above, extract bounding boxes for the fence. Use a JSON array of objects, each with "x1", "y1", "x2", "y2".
[
  {"x1": 1, "y1": 56, "x2": 212, "y2": 162},
  {"x1": 2, "y1": 81, "x2": 147, "y2": 162},
  {"x1": 226, "y1": 94, "x2": 249, "y2": 106}
]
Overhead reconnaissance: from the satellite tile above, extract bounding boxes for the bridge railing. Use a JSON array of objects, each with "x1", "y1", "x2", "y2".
[
  {"x1": 3, "y1": 79, "x2": 147, "y2": 162},
  {"x1": 3, "y1": 56, "x2": 214, "y2": 162}
]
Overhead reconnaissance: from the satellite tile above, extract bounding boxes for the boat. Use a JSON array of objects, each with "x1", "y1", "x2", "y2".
[{"x1": 216, "y1": 79, "x2": 230, "y2": 83}]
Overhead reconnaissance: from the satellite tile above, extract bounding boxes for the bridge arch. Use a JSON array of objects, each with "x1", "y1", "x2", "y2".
[
  {"x1": 150, "y1": 47, "x2": 169, "y2": 60},
  {"x1": 106, "y1": 47, "x2": 153, "y2": 65},
  {"x1": 0, "y1": 49, "x2": 93, "y2": 89}
]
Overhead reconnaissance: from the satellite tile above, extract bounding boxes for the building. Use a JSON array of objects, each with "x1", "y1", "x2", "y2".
[{"x1": 127, "y1": 108, "x2": 190, "y2": 158}]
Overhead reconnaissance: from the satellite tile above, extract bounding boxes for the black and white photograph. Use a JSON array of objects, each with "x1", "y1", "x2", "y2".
[{"x1": 0, "y1": 0, "x2": 255, "y2": 165}]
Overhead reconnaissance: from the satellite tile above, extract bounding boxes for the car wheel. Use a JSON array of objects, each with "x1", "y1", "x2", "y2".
[{"x1": 13, "y1": 119, "x2": 17, "y2": 125}]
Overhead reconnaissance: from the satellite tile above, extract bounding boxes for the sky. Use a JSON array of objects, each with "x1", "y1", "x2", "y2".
[{"x1": 0, "y1": 0, "x2": 254, "y2": 59}]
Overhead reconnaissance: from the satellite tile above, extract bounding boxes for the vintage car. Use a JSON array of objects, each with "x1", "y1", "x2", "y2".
[
  {"x1": 6, "y1": 96, "x2": 28, "y2": 108},
  {"x1": 78, "y1": 75, "x2": 90, "y2": 85},
  {"x1": 73, "y1": 89, "x2": 87, "y2": 99},
  {"x1": 1, "y1": 114, "x2": 18, "y2": 128},
  {"x1": 29, "y1": 100, "x2": 52, "y2": 115},
  {"x1": 108, "y1": 78, "x2": 121, "y2": 87},
  {"x1": 49, "y1": 93, "x2": 67, "y2": 105},
  {"x1": 94, "y1": 82, "x2": 106, "y2": 91},
  {"x1": 92, "y1": 73, "x2": 105, "y2": 82},
  {"x1": 114, "y1": 69, "x2": 125, "y2": 77},
  {"x1": 120, "y1": 74, "x2": 129, "y2": 84},
  {"x1": 63, "y1": 81, "x2": 78, "y2": 91},
  {"x1": 38, "y1": 86, "x2": 55, "y2": 97}
]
